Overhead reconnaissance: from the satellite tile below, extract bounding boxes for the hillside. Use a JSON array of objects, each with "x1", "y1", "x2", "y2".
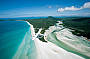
[{"x1": 62, "y1": 17, "x2": 90, "y2": 39}]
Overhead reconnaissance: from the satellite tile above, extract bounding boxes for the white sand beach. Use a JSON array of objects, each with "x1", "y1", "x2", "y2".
[{"x1": 29, "y1": 22, "x2": 84, "y2": 59}]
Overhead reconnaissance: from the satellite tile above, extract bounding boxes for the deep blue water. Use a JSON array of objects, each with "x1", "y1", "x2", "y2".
[
  {"x1": 0, "y1": 21, "x2": 33, "y2": 59},
  {"x1": 0, "y1": 17, "x2": 47, "y2": 20}
]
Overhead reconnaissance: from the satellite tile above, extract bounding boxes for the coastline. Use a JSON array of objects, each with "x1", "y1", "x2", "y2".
[
  {"x1": 26, "y1": 21, "x2": 35, "y2": 39},
  {"x1": 44, "y1": 21, "x2": 90, "y2": 58},
  {"x1": 26, "y1": 21, "x2": 84, "y2": 59},
  {"x1": 13, "y1": 21, "x2": 36, "y2": 59}
]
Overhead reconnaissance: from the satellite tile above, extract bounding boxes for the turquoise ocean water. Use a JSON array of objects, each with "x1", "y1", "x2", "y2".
[{"x1": 0, "y1": 21, "x2": 36, "y2": 59}]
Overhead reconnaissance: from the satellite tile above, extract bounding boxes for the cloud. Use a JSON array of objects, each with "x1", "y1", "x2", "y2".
[
  {"x1": 57, "y1": 6, "x2": 82, "y2": 12},
  {"x1": 57, "y1": 8, "x2": 64, "y2": 12},
  {"x1": 83, "y1": 2, "x2": 90, "y2": 8},
  {"x1": 57, "y1": 2, "x2": 90, "y2": 12},
  {"x1": 48, "y1": 6, "x2": 52, "y2": 8}
]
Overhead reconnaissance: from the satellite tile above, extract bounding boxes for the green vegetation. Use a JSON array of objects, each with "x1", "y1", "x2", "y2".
[
  {"x1": 62, "y1": 17, "x2": 90, "y2": 39},
  {"x1": 39, "y1": 36, "x2": 47, "y2": 42},
  {"x1": 26, "y1": 16, "x2": 61, "y2": 42},
  {"x1": 26, "y1": 16, "x2": 60, "y2": 32}
]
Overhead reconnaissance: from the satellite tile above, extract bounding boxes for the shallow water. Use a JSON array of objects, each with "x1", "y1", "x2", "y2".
[
  {"x1": 47, "y1": 26, "x2": 90, "y2": 59},
  {"x1": 0, "y1": 21, "x2": 36, "y2": 59}
]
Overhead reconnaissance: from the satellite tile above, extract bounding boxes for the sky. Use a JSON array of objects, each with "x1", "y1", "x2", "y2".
[{"x1": 0, "y1": 0, "x2": 90, "y2": 18}]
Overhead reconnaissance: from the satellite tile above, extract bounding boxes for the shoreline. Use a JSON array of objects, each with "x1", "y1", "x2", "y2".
[
  {"x1": 26, "y1": 21, "x2": 35, "y2": 39},
  {"x1": 26, "y1": 21, "x2": 84, "y2": 59},
  {"x1": 44, "y1": 21, "x2": 90, "y2": 58}
]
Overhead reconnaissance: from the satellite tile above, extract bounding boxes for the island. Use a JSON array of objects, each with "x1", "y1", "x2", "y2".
[{"x1": 25, "y1": 16, "x2": 90, "y2": 59}]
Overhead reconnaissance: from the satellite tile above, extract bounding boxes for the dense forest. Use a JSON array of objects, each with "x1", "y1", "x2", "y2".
[
  {"x1": 26, "y1": 16, "x2": 60, "y2": 33},
  {"x1": 26, "y1": 16, "x2": 60, "y2": 42},
  {"x1": 62, "y1": 17, "x2": 90, "y2": 39}
]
